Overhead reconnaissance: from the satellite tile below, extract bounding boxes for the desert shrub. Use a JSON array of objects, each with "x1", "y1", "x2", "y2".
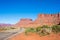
[
  {"x1": 41, "y1": 25, "x2": 50, "y2": 28},
  {"x1": 36, "y1": 26, "x2": 42, "y2": 32},
  {"x1": 0, "y1": 27, "x2": 16, "y2": 31},
  {"x1": 10, "y1": 27, "x2": 16, "y2": 29},
  {"x1": 37, "y1": 25, "x2": 51, "y2": 36},
  {"x1": 35, "y1": 25, "x2": 52, "y2": 36},
  {"x1": 52, "y1": 25, "x2": 60, "y2": 33},
  {"x1": 24, "y1": 25, "x2": 60, "y2": 36},
  {"x1": 25, "y1": 28, "x2": 36, "y2": 35}
]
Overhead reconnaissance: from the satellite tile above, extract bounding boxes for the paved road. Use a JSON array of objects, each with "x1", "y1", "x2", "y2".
[
  {"x1": 0, "y1": 32, "x2": 18, "y2": 40},
  {"x1": 0, "y1": 28, "x2": 25, "y2": 40}
]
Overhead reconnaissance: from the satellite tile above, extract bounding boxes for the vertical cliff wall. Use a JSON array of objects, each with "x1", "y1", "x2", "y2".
[{"x1": 15, "y1": 13, "x2": 60, "y2": 28}]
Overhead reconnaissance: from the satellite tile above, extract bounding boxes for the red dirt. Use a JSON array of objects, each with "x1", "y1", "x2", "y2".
[{"x1": 8, "y1": 32, "x2": 60, "y2": 40}]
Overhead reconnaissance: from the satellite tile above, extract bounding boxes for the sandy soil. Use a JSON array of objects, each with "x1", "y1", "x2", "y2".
[{"x1": 8, "y1": 32, "x2": 60, "y2": 40}]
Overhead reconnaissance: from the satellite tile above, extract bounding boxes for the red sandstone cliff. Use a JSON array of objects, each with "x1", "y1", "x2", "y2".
[
  {"x1": 15, "y1": 13, "x2": 60, "y2": 28},
  {"x1": 15, "y1": 19, "x2": 33, "y2": 27}
]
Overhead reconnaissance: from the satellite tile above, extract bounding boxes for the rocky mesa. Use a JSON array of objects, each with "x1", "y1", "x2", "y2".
[{"x1": 15, "y1": 13, "x2": 60, "y2": 28}]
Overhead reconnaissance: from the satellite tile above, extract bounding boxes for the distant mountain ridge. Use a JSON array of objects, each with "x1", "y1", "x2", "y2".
[{"x1": 0, "y1": 23, "x2": 12, "y2": 27}]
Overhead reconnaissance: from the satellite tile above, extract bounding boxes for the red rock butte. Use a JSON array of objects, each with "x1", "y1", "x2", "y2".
[{"x1": 15, "y1": 13, "x2": 60, "y2": 28}]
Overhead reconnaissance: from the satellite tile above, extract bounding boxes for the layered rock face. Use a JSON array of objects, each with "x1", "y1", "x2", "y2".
[
  {"x1": 15, "y1": 13, "x2": 60, "y2": 28},
  {"x1": 15, "y1": 19, "x2": 33, "y2": 27}
]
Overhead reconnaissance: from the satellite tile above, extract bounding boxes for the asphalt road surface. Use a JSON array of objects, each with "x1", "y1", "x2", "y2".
[
  {"x1": 0, "y1": 28, "x2": 25, "y2": 40},
  {"x1": 0, "y1": 32, "x2": 18, "y2": 40}
]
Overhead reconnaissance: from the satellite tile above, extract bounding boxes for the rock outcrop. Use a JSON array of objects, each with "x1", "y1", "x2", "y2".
[{"x1": 15, "y1": 13, "x2": 60, "y2": 28}]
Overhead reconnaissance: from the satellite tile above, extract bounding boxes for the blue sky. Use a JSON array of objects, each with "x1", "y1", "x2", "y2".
[{"x1": 0, "y1": 0, "x2": 60, "y2": 24}]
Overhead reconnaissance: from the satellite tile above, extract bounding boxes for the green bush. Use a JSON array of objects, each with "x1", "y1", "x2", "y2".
[
  {"x1": 25, "y1": 28, "x2": 36, "y2": 35},
  {"x1": 36, "y1": 25, "x2": 51, "y2": 36},
  {"x1": 41, "y1": 25, "x2": 50, "y2": 28},
  {"x1": 36, "y1": 27, "x2": 42, "y2": 32},
  {"x1": 52, "y1": 25, "x2": 60, "y2": 33},
  {"x1": 25, "y1": 25, "x2": 60, "y2": 36}
]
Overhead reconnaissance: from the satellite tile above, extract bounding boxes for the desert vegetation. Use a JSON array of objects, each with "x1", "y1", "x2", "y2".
[
  {"x1": 25, "y1": 25, "x2": 60, "y2": 36},
  {"x1": 52, "y1": 25, "x2": 60, "y2": 33},
  {"x1": 0, "y1": 27, "x2": 19, "y2": 32},
  {"x1": 0, "y1": 27, "x2": 16, "y2": 30}
]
